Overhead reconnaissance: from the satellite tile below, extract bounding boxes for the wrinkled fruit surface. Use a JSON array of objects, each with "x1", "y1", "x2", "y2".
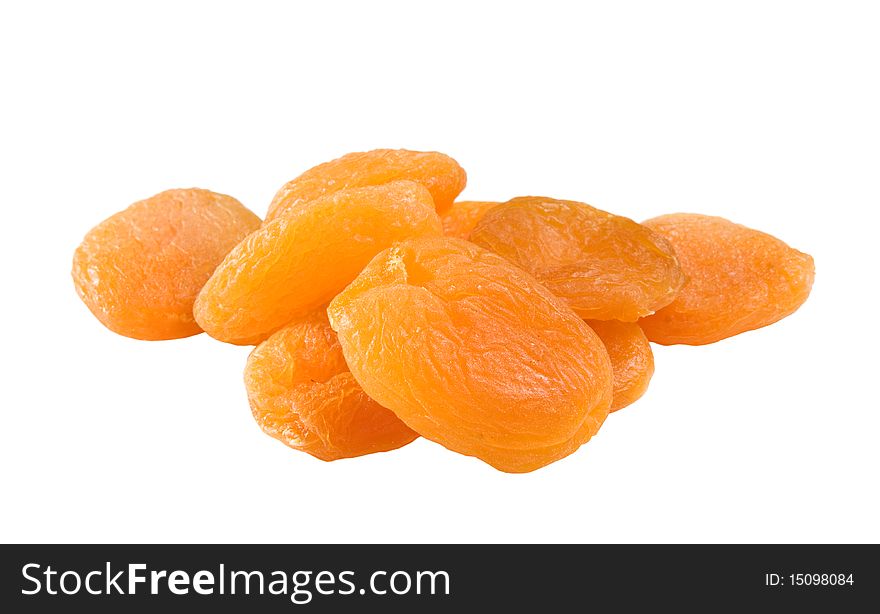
[
  {"x1": 470, "y1": 197, "x2": 685, "y2": 321},
  {"x1": 440, "y1": 200, "x2": 500, "y2": 239},
  {"x1": 639, "y1": 214, "x2": 815, "y2": 345},
  {"x1": 72, "y1": 188, "x2": 260, "y2": 340},
  {"x1": 245, "y1": 312, "x2": 418, "y2": 461},
  {"x1": 195, "y1": 180, "x2": 442, "y2": 345},
  {"x1": 586, "y1": 320, "x2": 654, "y2": 412},
  {"x1": 328, "y1": 237, "x2": 613, "y2": 473},
  {"x1": 266, "y1": 149, "x2": 466, "y2": 220}
]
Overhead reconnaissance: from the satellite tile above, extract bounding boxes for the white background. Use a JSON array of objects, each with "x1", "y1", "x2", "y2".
[{"x1": 1, "y1": 1, "x2": 878, "y2": 544}]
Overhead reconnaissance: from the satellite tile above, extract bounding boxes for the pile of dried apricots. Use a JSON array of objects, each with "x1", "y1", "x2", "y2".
[{"x1": 72, "y1": 149, "x2": 815, "y2": 473}]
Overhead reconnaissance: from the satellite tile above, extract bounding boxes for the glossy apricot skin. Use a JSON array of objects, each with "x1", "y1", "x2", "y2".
[
  {"x1": 265, "y1": 149, "x2": 466, "y2": 220},
  {"x1": 245, "y1": 312, "x2": 418, "y2": 461},
  {"x1": 585, "y1": 320, "x2": 654, "y2": 412},
  {"x1": 440, "y1": 200, "x2": 500, "y2": 239},
  {"x1": 470, "y1": 197, "x2": 685, "y2": 322},
  {"x1": 195, "y1": 180, "x2": 442, "y2": 345},
  {"x1": 72, "y1": 188, "x2": 260, "y2": 340},
  {"x1": 639, "y1": 214, "x2": 815, "y2": 345},
  {"x1": 328, "y1": 237, "x2": 613, "y2": 473}
]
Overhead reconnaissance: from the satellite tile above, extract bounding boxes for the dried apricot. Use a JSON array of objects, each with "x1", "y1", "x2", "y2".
[
  {"x1": 195, "y1": 180, "x2": 442, "y2": 345},
  {"x1": 266, "y1": 149, "x2": 466, "y2": 220},
  {"x1": 328, "y1": 237, "x2": 613, "y2": 473},
  {"x1": 469, "y1": 197, "x2": 685, "y2": 321},
  {"x1": 245, "y1": 311, "x2": 417, "y2": 461},
  {"x1": 72, "y1": 188, "x2": 260, "y2": 340},
  {"x1": 440, "y1": 200, "x2": 500, "y2": 239},
  {"x1": 639, "y1": 214, "x2": 815, "y2": 345},
  {"x1": 585, "y1": 320, "x2": 654, "y2": 412}
]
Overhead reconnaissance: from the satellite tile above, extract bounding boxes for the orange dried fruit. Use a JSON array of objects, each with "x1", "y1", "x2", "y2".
[
  {"x1": 245, "y1": 311, "x2": 418, "y2": 461},
  {"x1": 72, "y1": 188, "x2": 260, "y2": 341},
  {"x1": 440, "y1": 200, "x2": 500, "y2": 239},
  {"x1": 328, "y1": 237, "x2": 613, "y2": 473},
  {"x1": 640, "y1": 214, "x2": 815, "y2": 345},
  {"x1": 469, "y1": 197, "x2": 685, "y2": 321},
  {"x1": 266, "y1": 148, "x2": 466, "y2": 220},
  {"x1": 195, "y1": 180, "x2": 442, "y2": 345},
  {"x1": 585, "y1": 320, "x2": 654, "y2": 412}
]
